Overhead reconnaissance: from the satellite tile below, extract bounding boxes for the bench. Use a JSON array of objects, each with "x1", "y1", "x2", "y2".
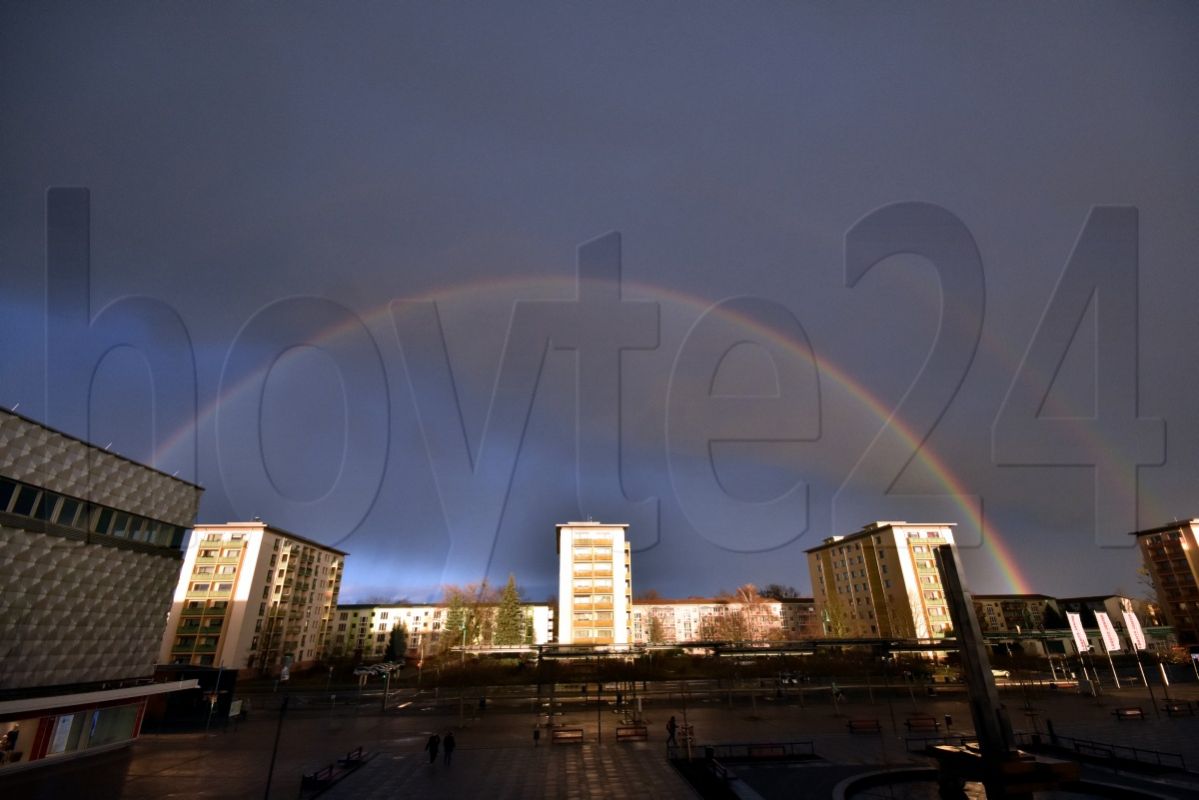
[
  {"x1": 552, "y1": 727, "x2": 585, "y2": 744},
  {"x1": 1164, "y1": 701, "x2": 1194, "y2": 717},
  {"x1": 905, "y1": 716, "x2": 940, "y2": 733},
  {"x1": 1112, "y1": 707, "x2": 1145, "y2": 721},
  {"x1": 303, "y1": 746, "x2": 368, "y2": 789},
  {"x1": 616, "y1": 724, "x2": 648, "y2": 742},
  {"x1": 302, "y1": 764, "x2": 338, "y2": 788},
  {"x1": 847, "y1": 719, "x2": 882, "y2": 734},
  {"x1": 337, "y1": 746, "x2": 366, "y2": 767}
]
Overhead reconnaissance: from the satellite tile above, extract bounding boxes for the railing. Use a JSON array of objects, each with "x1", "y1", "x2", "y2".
[
  {"x1": 904, "y1": 734, "x2": 976, "y2": 753},
  {"x1": 1015, "y1": 731, "x2": 1186, "y2": 771},
  {"x1": 668, "y1": 741, "x2": 815, "y2": 761}
]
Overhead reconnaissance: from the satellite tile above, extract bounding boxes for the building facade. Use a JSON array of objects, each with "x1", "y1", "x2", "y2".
[
  {"x1": 556, "y1": 522, "x2": 632, "y2": 645},
  {"x1": 632, "y1": 596, "x2": 819, "y2": 644},
  {"x1": 972, "y1": 594, "x2": 1058, "y2": 634},
  {"x1": 160, "y1": 521, "x2": 345, "y2": 675},
  {"x1": 0, "y1": 409, "x2": 202, "y2": 772},
  {"x1": 328, "y1": 602, "x2": 554, "y2": 661},
  {"x1": 807, "y1": 521, "x2": 956, "y2": 639},
  {"x1": 1131, "y1": 520, "x2": 1199, "y2": 647}
]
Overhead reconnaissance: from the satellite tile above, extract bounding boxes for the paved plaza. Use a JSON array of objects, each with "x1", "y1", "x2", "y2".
[{"x1": 4, "y1": 680, "x2": 1199, "y2": 798}]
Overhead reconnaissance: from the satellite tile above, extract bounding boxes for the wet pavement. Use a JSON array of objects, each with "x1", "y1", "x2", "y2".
[{"x1": 2, "y1": 680, "x2": 1198, "y2": 798}]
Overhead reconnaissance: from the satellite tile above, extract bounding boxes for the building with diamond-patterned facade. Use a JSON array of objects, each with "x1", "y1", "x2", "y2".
[{"x1": 0, "y1": 409, "x2": 202, "y2": 772}]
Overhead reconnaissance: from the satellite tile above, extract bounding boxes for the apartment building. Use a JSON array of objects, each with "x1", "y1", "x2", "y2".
[
  {"x1": 328, "y1": 602, "x2": 554, "y2": 661},
  {"x1": 972, "y1": 594, "x2": 1058, "y2": 633},
  {"x1": 632, "y1": 596, "x2": 819, "y2": 644},
  {"x1": 556, "y1": 522, "x2": 633, "y2": 645},
  {"x1": 1131, "y1": 520, "x2": 1199, "y2": 647},
  {"x1": 807, "y1": 521, "x2": 956, "y2": 639},
  {"x1": 160, "y1": 521, "x2": 345, "y2": 675},
  {"x1": 0, "y1": 409, "x2": 202, "y2": 772}
]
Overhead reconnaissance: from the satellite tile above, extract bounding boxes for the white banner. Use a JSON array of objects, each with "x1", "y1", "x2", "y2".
[
  {"x1": 1123, "y1": 611, "x2": 1147, "y2": 651},
  {"x1": 1095, "y1": 612, "x2": 1121, "y2": 652},
  {"x1": 1066, "y1": 612, "x2": 1090, "y2": 652}
]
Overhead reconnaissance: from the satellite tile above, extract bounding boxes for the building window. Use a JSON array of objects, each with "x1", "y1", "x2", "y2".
[{"x1": 192, "y1": 583, "x2": 210, "y2": 592}]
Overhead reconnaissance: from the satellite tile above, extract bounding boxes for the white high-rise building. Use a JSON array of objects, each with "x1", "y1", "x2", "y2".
[
  {"x1": 160, "y1": 521, "x2": 345, "y2": 674},
  {"x1": 807, "y1": 521, "x2": 957, "y2": 639},
  {"x1": 556, "y1": 522, "x2": 632, "y2": 645}
]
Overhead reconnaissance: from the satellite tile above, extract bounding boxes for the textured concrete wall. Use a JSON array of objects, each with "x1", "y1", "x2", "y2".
[
  {"x1": 0, "y1": 412, "x2": 199, "y2": 527},
  {"x1": 0, "y1": 526, "x2": 182, "y2": 689}
]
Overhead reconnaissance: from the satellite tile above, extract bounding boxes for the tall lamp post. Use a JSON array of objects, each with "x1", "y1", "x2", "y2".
[{"x1": 459, "y1": 619, "x2": 467, "y2": 725}]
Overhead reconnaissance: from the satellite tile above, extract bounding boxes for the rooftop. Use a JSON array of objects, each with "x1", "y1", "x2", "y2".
[
  {"x1": 0, "y1": 407, "x2": 204, "y2": 490},
  {"x1": 194, "y1": 520, "x2": 349, "y2": 556}
]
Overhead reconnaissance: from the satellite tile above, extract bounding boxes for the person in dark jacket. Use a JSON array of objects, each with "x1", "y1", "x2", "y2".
[
  {"x1": 443, "y1": 731, "x2": 456, "y2": 765},
  {"x1": 425, "y1": 733, "x2": 440, "y2": 763}
]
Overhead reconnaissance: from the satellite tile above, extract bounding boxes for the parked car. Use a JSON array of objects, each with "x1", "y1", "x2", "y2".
[{"x1": 991, "y1": 668, "x2": 1011, "y2": 679}]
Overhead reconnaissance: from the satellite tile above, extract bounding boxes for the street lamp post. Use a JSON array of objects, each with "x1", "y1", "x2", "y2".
[{"x1": 459, "y1": 619, "x2": 467, "y2": 725}]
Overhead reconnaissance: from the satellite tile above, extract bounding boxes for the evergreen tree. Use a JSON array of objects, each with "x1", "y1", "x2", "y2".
[
  {"x1": 495, "y1": 574, "x2": 525, "y2": 645},
  {"x1": 384, "y1": 622, "x2": 408, "y2": 661}
]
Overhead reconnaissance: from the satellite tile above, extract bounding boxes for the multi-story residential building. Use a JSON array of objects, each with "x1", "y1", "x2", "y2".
[
  {"x1": 160, "y1": 521, "x2": 345, "y2": 675},
  {"x1": 328, "y1": 602, "x2": 554, "y2": 661},
  {"x1": 807, "y1": 521, "x2": 956, "y2": 639},
  {"x1": 631, "y1": 596, "x2": 819, "y2": 644},
  {"x1": 1131, "y1": 520, "x2": 1199, "y2": 647},
  {"x1": 973, "y1": 594, "x2": 1058, "y2": 633},
  {"x1": 0, "y1": 409, "x2": 202, "y2": 772},
  {"x1": 556, "y1": 521, "x2": 633, "y2": 645}
]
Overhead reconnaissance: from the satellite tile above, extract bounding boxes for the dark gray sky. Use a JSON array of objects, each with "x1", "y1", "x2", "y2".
[{"x1": 2, "y1": 2, "x2": 1196, "y2": 602}]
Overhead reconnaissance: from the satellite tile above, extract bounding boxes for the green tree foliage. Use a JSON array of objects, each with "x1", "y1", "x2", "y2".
[
  {"x1": 384, "y1": 622, "x2": 408, "y2": 661},
  {"x1": 441, "y1": 581, "x2": 500, "y2": 652},
  {"x1": 494, "y1": 574, "x2": 525, "y2": 645}
]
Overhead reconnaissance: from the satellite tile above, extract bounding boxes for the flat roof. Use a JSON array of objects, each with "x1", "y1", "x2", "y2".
[
  {"x1": 1, "y1": 408, "x2": 204, "y2": 490},
  {"x1": 193, "y1": 520, "x2": 349, "y2": 556},
  {"x1": 632, "y1": 596, "x2": 816, "y2": 606},
  {"x1": 804, "y1": 521, "x2": 957, "y2": 553},
  {"x1": 1130, "y1": 520, "x2": 1198, "y2": 537}
]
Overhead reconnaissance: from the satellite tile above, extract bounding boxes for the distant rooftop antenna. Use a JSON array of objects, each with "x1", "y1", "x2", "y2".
[
  {"x1": 10, "y1": 403, "x2": 18, "y2": 412},
  {"x1": 104, "y1": 442, "x2": 112, "y2": 451}
]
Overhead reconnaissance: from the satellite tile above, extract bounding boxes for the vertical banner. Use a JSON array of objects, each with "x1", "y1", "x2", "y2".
[
  {"x1": 1095, "y1": 612, "x2": 1121, "y2": 652},
  {"x1": 1123, "y1": 611, "x2": 1147, "y2": 651},
  {"x1": 1066, "y1": 612, "x2": 1091, "y2": 652}
]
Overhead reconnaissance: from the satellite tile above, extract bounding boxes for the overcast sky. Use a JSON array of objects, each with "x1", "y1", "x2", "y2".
[{"x1": 2, "y1": 2, "x2": 1196, "y2": 602}]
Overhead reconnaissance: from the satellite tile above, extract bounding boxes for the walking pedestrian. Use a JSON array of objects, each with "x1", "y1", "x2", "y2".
[
  {"x1": 533, "y1": 727, "x2": 541, "y2": 747},
  {"x1": 666, "y1": 715, "x2": 677, "y2": 746},
  {"x1": 443, "y1": 731, "x2": 456, "y2": 765},
  {"x1": 425, "y1": 733, "x2": 440, "y2": 764}
]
